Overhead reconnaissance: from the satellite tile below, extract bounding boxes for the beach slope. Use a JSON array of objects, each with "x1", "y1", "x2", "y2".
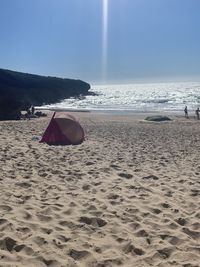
[{"x1": 0, "y1": 112, "x2": 199, "y2": 267}]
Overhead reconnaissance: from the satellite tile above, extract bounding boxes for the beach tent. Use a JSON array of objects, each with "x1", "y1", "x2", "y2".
[{"x1": 40, "y1": 112, "x2": 84, "y2": 145}]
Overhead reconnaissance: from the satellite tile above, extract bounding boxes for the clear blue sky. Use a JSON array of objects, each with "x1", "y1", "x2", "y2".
[{"x1": 0, "y1": 0, "x2": 200, "y2": 84}]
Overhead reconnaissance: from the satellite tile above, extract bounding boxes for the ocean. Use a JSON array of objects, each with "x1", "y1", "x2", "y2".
[{"x1": 41, "y1": 82, "x2": 200, "y2": 113}]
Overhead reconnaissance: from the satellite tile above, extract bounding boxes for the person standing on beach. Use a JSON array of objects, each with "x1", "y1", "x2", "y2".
[
  {"x1": 195, "y1": 107, "x2": 200, "y2": 120},
  {"x1": 26, "y1": 108, "x2": 31, "y2": 120},
  {"x1": 31, "y1": 106, "x2": 35, "y2": 115},
  {"x1": 184, "y1": 106, "x2": 188, "y2": 118}
]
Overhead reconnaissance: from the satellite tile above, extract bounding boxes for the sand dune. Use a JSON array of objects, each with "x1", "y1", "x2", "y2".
[{"x1": 0, "y1": 112, "x2": 199, "y2": 267}]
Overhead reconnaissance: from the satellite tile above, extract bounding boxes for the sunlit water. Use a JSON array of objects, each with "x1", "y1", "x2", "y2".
[{"x1": 42, "y1": 82, "x2": 200, "y2": 113}]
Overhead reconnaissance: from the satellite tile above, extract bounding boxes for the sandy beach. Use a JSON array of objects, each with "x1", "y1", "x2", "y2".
[{"x1": 0, "y1": 111, "x2": 199, "y2": 267}]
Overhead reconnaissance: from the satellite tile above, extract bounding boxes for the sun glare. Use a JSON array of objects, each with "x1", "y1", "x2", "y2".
[{"x1": 102, "y1": 0, "x2": 108, "y2": 82}]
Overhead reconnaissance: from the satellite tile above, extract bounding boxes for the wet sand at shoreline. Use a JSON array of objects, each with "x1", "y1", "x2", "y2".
[{"x1": 0, "y1": 111, "x2": 199, "y2": 267}]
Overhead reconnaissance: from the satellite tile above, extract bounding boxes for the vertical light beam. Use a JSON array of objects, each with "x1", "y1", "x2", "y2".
[{"x1": 102, "y1": 0, "x2": 108, "y2": 82}]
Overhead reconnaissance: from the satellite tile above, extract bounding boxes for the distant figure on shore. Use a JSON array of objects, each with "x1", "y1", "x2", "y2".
[
  {"x1": 31, "y1": 106, "x2": 35, "y2": 115},
  {"x1": 195, "y1": 107, "x2": 200, "y2": 120},
  {"x1": 26, "y1": 108, "x2": 31, "y2": 120},
  {"x1": 184, "y1": 106, "x2": 188, "y2": 118}
]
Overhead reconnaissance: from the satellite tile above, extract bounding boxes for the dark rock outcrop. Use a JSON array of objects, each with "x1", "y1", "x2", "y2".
[
  {"x1": 0, "y1": 68, "x2": 91, "y2": 120},
  {"x1": 145, "y1": 115, "x2": 171, "y2": 122}
]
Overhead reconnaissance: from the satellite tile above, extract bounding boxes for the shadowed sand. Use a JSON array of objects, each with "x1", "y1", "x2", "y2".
[{"x1": 0, "y1": 111, "x2": 199, "y2": 267}]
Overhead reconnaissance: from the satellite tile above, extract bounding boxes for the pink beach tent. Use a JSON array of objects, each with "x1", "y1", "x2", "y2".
[{"x1": 40, "y1": 112, "x2": 85, "y2": 145}]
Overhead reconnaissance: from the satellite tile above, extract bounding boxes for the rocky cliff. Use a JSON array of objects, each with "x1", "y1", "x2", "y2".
[{"x1": 0, "y1": 69, "x2": 91, "y2": 120}]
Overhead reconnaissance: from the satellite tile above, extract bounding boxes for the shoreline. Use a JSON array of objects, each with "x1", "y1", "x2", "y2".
[
  {"x1": 34, "y1": 108, "x2": 200, "y2": 122},
  {"x1": 36, "y1": 106, "x2": 185, "y2": 116}
]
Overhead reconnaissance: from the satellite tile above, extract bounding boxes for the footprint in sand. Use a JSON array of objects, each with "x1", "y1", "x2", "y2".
[
  {"x1": 0, "y1": 237, "x2": 16, "y2": 252},
  {"x1": 123, "y1": 242, "x2": 145, "y2": 256},
  {"x1": 182, "y1": 227, "x2": 200, "y2": 240},
  {"x1": 40, "y1": 228, "x2": 53, "y2": 235},
  {"x1": 14, "y1": 244, "x2": 26, "y2": 252},
  {"x1": 21, "y1": 210, "x2": 32, "y2": 220},
  {"x1": 36, "y1": 214, "x2": 52, "y2": 222},
  {"x1": 190, "y1": 189, "x2": 200, "y2": 197},
  {"x1": 135, "y1": 229, "x2": 149, "y2": 237},
  {"x1": 56, "y1": 235, "x2": 71, "y2": 243},
  {"x1": 169, "y1": 236, "x2": 183, "y2": 246},
  {"x1": 82, "y1": 184, "x2": 91, "y2": 190},
  {"x1": 15, "y1": 181, "x2": 32, "y2": 188},
  {"x1": 59, "y1": 221, "x2": 77, "y2": 230},
  {"x1": 0, "y1": 237, "x2": 34, "y2": 255},
  {"x1": 118, "y1": 172, "x2": 133, "y2": 179},
  {"x1": 151, "y1": 208, "x2": 162, "y2": 214},
  {"x1": 33, "y1": 236, "x2": 48, "y2": 246},
  {"x1": 161, "y1": 202, "x2": 171, "y2": 208},
  {"x1": 129, "y1": 222, "x2": 141, "y2": 231},
  {"x1": 176, "y1": 217, "x2": 187, "y2": 226},
  {"x1": 16, "y1": 226, "x2": 31, "y2": 234},
  {"x1": 37, "y1": 257, "x2": 59, "y2": 267},
  {"x1": 191, "y1": 222, "x2": 200, "y2": 230},
  {"x1": 110, "y1": 163, "x2": 121, "y2": 170},
  {"x1": 79, "y1": 216, "x2": 107, "y2": 227},
  {"x1": 107, "y1": 193, "x2": 120, "y2": 200},
  {"x1": 143, "y1": 174, "x2": 159, "y2": 180},
  {"x1": 157, "y1": 247, "x2": 173, "y2": 259},
  {"x1": 0, "y1": 205, "x2": 12, "y2": 212},
  {"x1": 96, "y1": 258, "x2": 123, "y2": 266},
  {"x1": 0, "y1": 218, "x2": 8, "y2": 225},
  {"x1": 68, "y1": 249, "x2": 91, "y2": 260}
]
